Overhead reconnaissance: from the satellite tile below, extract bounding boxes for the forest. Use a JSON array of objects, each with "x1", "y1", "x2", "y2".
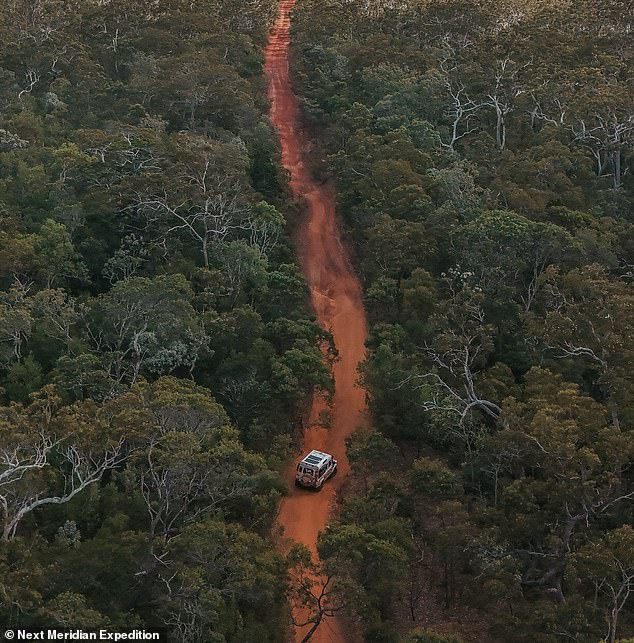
[
  {"x1": 1, "y1": 0, "x2": 634, "y2": 642},
  {"x1": 288, "y1": 0, "x2": 634, "y2": 641},
  {"x1": 0, "y1": 0, "x2": 331, "y2": 640}
]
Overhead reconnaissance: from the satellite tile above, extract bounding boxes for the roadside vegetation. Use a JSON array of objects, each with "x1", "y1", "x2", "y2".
[
  {"x1": 290, "y1": 0, "x2": 634, "y2": 641},
  {"x1": 0, "y1": 0, "x2": 333, "y2": 639}
]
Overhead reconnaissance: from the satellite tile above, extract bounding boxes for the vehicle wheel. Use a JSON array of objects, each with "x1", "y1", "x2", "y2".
[
  {"x1": 314, "y1": 482, "x2": 323, "y2": 492},
  {"x1": 295, "y1": 479, "x2": 301, "y2": 487},
  {"x1": 330, "y1": 465, "x2": 337, "y2": 478}
]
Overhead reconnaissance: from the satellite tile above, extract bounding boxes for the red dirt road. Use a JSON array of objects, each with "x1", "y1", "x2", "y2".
[{"x1": 265, "y1": 2, "x2": 368, "y2": 642}]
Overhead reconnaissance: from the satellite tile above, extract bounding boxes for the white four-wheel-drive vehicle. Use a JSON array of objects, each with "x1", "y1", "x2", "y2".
[{"x1": 295, "y1": 450, "x2": 337, "y2": 490}]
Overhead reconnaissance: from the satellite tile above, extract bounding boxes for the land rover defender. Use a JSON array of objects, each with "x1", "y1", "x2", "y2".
[{"x1": 295, "y1": 450, "x2": 337, "y2": 490}]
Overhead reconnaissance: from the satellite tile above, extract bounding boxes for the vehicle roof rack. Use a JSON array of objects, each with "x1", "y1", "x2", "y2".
[{"x1": 301, "y1": 450, "x2": 330, "y2": 466}]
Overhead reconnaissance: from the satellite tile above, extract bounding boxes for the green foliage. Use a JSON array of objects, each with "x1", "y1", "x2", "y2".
[
  {"x1": 409, "y1": 458, "x2": 462, "y2": 501},
  {"x1": 38, "y1": 592, "x2": 109, "y2": 628},
  {"x1": 164, "y1": 519, "x2": 284, "y2": 640},
  {"x1": 33, "y1": 220, "x2": 88, "y2": 287},
  {"x1": 0, "y1": 1, "x2": 318, "y2": 640},
  {"x1": 291, "y1": 0, "x2": 634, "y2": 639},
  {"x1": 2, "y1": 0, "x2": 634, "y2": 640},
  {"x1": 4, "y1": 355, "x2": 42, "y2": 402}
]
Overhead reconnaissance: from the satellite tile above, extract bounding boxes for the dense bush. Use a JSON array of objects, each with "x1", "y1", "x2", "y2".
[
  {"x1": 290, "y1": 0, "x2": 634, "y2": 640},
  {"x1": 0, "y1": 1, "x2": 329, "y2": 639}
]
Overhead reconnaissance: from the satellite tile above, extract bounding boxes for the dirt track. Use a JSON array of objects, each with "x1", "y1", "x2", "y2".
[{"x1": 264, "y1": 1, "x2": 368, "y2": 642}]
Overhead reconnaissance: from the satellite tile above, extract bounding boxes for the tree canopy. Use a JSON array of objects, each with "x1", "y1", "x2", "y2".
[{"x1": 290, "y1": 0, "x2": 634, "y2": 640}]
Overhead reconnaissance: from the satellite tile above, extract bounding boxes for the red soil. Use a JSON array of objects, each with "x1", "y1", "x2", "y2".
[{"x1": 264, "y1": 1, "x2": 368, "y2": 641}]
